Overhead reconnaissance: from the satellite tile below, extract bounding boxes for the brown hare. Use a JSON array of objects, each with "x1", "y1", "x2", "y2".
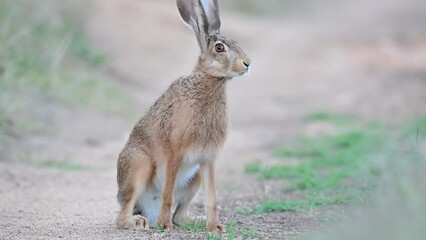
[{"x1": 116, "y1": 0, "x2": 250, "y2": 232}]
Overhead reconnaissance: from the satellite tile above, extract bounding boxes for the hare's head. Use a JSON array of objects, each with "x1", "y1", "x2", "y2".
[{"x1": 177, "y1": 0, "x2": 251, "y2": 78}]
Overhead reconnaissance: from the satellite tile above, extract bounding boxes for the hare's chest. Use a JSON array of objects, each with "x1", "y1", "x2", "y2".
[
  {"x1": 154, "y1": 146, "x2": 217, "y2": 190},
  {"x1": 174, "y1": 146, "x2": 217, "y2": 187},
  {"x1": 182, "y1": 145, "x2": 217, "y2": 164},
  {"x1": 190, "y1": 107, "x2": 227, "y2": 143}
]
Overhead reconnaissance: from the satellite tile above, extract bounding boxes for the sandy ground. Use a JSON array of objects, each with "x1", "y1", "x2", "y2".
[{"x1": 1, "y1": 0, "x2": 425, "y2": 239}]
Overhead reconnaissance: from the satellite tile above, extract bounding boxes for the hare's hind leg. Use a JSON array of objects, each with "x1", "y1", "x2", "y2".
[
  {"x1": 116, "y1": 151, "x2": 152, "y2": 231},
  {"x1": 172, "y1": 172, "x2": 201, "y2": 225}
]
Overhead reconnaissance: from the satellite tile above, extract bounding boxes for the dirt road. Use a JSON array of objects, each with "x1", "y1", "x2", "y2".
[{"x1": 1, "y1": 0, "x2": 425, "y2": 239}]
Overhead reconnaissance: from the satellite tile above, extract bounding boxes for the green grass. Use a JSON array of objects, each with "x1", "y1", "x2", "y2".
[
  {"x1": 243, "y1": 112, "x2": 394, "y2": 214},
  {"x1": 225, "y1": 221, "x2": 237, "y2": 240},
  {"x1": 205, "y1": 232, "x2": 221, "y2": 240},
  {"x1": 37, "y1": 159, "x2": 86, "y2": 171},
  {"x1": 155, "y1": 224, "x2": 166, "y2": 232},
  {"x1": 240, "y1": 226, "x2": 260, "y2": 239},
  {"x1": 202, "y1": 220, "x2": 260, "y2": 240},
  {"x1": 178, "y1": 218, "x2": 206, "y2": 232},
  {"x1": 241, "y1": 199, "x2": 305, "y2": 214},
  {"x1": 296, "y1": 133, "x2": 426, "y2": 240},
  {"x1": 244, "y1": 161, "x2": 263, "y2": 173},
  {"x1": 226, "y1": 221, "x2": 260, "y2": 240},
  {"x1": 240, "y1": 190, "x2": 364, "y2": 215},
  {"x1": 241, "y1": 111, "x2": 426, "y2": 238}
]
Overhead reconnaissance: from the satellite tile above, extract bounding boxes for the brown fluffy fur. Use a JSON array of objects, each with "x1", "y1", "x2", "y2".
[{"x1": 116, "y1": 0, "x2": 250, "y2": 232}]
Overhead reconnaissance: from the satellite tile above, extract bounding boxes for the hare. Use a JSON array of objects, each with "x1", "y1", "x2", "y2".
[{"x1": 116, "y1": 0, "x2": 250, "y2": 232}]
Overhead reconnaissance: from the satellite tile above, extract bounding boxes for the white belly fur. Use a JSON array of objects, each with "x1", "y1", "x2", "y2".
[{"x1": 136, "y1": 146, "x2": 217, "y2": 226}]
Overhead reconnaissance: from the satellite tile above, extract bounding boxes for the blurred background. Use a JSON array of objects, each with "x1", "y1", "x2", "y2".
[{"x1": 0, "y1": 0, "x2": 425, "y2": 239}]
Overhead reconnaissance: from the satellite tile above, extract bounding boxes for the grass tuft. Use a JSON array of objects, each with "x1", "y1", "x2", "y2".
[
  {"x1": 202, "y1": 220, "x2": 260, "y2": 239},
  {"x1": 205, "y1": 232, "x2": 221, "y2": 240},
  {"x1": 225, "y1": 220, "x2": 238, "y2": 240},
  {"x1": 178, "y1": 218, "x2": 206, "y2": 232},
  {"x1": 241, "y1": 226, "x2": 260, "y2": 239}
]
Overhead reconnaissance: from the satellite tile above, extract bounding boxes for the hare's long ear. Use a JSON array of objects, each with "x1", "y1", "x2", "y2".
[
  {"x1": 177, "y1": 0, "x2": 210, "y2": 52},
  {"x1": 201, "y1": 0, "x2": 221, "y2": 35}
]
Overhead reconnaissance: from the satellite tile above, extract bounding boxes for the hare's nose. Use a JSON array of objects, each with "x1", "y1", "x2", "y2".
[{"x1": 243, "y1": 59, "x2": 251, "y2": 68}]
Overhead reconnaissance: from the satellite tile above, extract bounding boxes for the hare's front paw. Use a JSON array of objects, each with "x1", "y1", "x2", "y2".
[
  {"x1": 158, "y1": 221, "x2": 174, "y2": 231},
  {"x1": 157, "y1": 220, "x2": 174, "y2": 231},
  {"x1": 117, "y1": 215, "x2": 149, "y2": 231},
  {"x1": 207, "y1": 221, "x2": 225, "y2": 232}
]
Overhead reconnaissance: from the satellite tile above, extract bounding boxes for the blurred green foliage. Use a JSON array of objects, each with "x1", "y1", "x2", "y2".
[
  {"x1": 0, "y1": 0, "x2": 130, "y2": 153},
  {"x1": 299, "y1": 121, "x2": 426, "y2": 240}
]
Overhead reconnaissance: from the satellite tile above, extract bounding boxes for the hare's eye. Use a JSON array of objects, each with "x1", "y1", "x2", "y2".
[{"x1": 215, "y1": 43, "x2": 225, "y2": 52}]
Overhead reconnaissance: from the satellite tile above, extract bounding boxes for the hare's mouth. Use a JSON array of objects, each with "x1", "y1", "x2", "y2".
[
  {"x1": 239, "y1": 68, "x2": 249, "y2": 76},
  {"x1": 241, "y1": 64, "x2": 250, "y2": 76},
  {"x1": 229, "y1": 67, "x2": 249, "y2": 78}
]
